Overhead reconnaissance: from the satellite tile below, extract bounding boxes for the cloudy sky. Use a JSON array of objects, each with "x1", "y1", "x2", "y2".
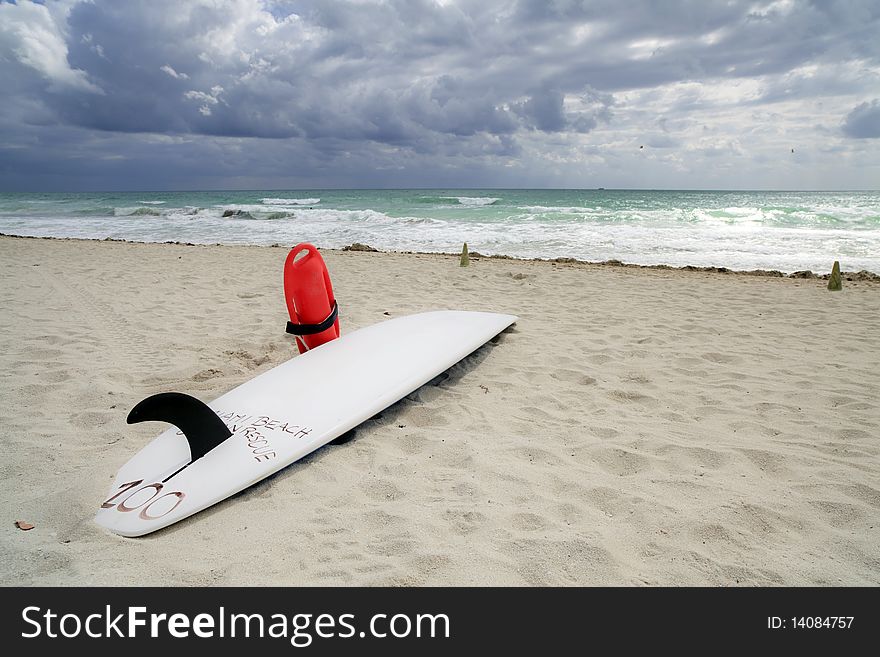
[{"x1": 1, "y1": 0, "x2": 878, "y2": 191}]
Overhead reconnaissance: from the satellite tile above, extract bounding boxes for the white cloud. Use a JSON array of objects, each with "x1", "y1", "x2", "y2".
[
  {"x1": 0, "y1": 0, "x2": 101, "y2": 93},
  {"x1": 184, "y1": 86, "x2": 225, "y2": 116},
  {"x1": 161, "y1": 65, "x2": 189, "y2": 80}
]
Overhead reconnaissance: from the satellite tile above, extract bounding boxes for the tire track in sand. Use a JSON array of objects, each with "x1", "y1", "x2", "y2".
[{"x1": 36, "y1": 265, "x2": 160, "y2": 369}]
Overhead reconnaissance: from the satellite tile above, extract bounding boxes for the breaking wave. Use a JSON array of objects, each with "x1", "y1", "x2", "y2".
[{"x1": 261, "y1": 198, "x2": 320, "y2": 206}]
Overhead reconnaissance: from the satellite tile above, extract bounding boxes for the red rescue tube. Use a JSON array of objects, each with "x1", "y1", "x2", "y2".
[{"x1": 283, "y1": 243, "x2": 340, "y2": 353}]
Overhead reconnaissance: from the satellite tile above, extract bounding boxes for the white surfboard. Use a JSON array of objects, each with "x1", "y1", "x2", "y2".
[{"x1": 96, "y1": 310, "x2": 517, "y2": 536}]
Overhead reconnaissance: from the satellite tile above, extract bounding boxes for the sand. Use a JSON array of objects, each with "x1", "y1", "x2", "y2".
[{"x1": 1, "y1": 235, "x2": 878, "y2": 586}]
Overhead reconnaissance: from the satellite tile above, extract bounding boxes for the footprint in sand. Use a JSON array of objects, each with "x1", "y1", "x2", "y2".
[
  {"x1": 588, "y1": 447, "x2": 652, "y2": 476},
  {"x1": 809, "y1": 500, "x2": 867, "y2": 529},
  {"x1": 606, "y1": 389, "x2": 655, "y2": 404},
  {"x1": 550, "y1": 370, "x2": 597, "y2": 386},
  {"x1": 701, "y1": 352, "x2": 743, "y2": 364},
  {"x1": 510, "y1": 512, "x2": 548, "y2": 532},
  {"x1": 836, "y1": 483, "x2": 880, "y2": 508},
  {"x1": 444, "y1": 509, "x2": 486, "y2": 535},
  {"x1": 359, "y1": 478, "x2": 403, "y2": 502}
]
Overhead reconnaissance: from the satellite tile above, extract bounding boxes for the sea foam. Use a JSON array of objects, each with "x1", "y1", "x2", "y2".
[
  {"x1": 1, "y1": 190, "x2": 878, "y2": 274},
  {"x1": 261, "y1": 198, "x2": 321, "y2": 206}
]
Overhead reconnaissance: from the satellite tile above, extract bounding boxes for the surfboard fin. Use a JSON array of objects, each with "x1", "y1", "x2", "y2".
[{"x1": 127, "y1": 392, "x2": 232, "y2": 463}]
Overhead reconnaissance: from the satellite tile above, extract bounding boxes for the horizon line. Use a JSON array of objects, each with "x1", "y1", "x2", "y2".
[{"x1": 1, "y1": 187, "x2": 878, "y2": 194}]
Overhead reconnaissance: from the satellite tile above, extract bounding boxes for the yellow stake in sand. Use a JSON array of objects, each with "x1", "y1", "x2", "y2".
[
  {"x1": 460, "y1": 242, "x2": 469, "y2": 267},
  {"x1": 828, "y1": 260, "x2": 842, "y2": 291}
]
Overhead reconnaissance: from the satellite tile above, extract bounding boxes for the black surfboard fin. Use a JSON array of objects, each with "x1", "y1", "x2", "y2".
[{"x1": 127, "y1": 392, "x2": 232, "y2": 463}]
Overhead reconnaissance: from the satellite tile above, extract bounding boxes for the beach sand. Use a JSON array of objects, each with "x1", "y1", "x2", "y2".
[{"x1": 1, "y1": 235, "x2": 878, "y2": 586}]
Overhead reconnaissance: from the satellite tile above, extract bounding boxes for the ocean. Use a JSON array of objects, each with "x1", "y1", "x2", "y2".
[{"x1": 0, "y1": 189, "x2": 877, "y2": 274}]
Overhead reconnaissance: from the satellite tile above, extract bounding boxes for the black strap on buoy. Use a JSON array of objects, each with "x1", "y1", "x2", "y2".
[
  {"x1": 286, "y1": 300, "x2": 338, "y2": 336},
  {"x1": 127, "y1": 392, "x2": 232, "y2": 463}
]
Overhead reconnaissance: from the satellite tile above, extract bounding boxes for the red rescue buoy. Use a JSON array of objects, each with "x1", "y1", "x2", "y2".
[{"x1": 283, "y1": 243, "x2": 340, "y2": 353}]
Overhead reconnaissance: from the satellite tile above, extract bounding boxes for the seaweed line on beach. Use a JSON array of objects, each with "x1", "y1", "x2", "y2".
[{"x1": 2, "y1": 232, "x2": 878, "y2": 282}]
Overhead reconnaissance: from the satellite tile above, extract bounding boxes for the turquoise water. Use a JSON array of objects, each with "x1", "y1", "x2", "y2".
[{"x1": 1, "y1": 189, "x2": 878, "y2": 273}]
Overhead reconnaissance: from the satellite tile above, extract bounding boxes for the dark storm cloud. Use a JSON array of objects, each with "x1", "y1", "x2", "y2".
[
  {"x1": 842, "y1": 100, "x2": 880, "y2": 139},
  {"x1": 0, "y1": 0, "x2": 878, "y2": 190}
]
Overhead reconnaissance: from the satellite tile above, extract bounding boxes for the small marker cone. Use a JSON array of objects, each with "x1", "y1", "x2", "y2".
[
  {"x1": 828, "y1": 260, "x2": 842, "y2": 291},
  {"x1": 460, "y1": 242, "x2": 469, "y2": 267}
]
